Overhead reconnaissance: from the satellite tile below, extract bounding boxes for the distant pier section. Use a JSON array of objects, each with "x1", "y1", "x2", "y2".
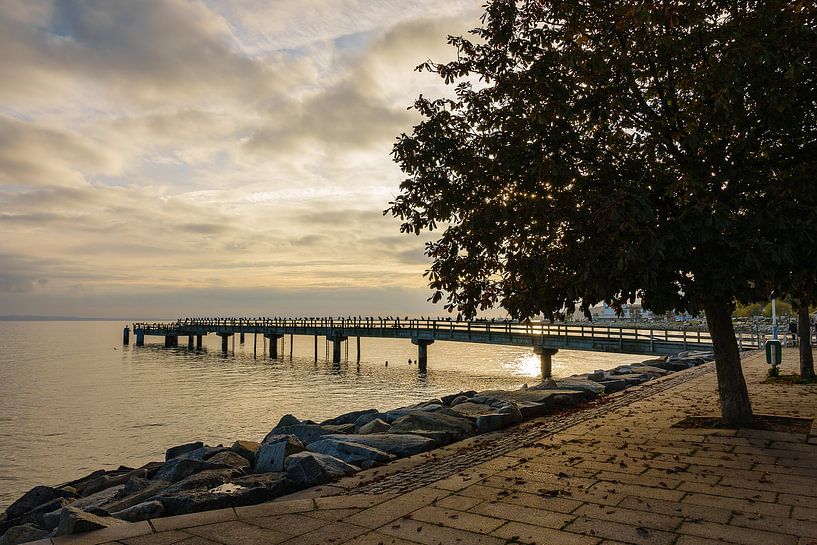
[{"x1": 124, "y1": 317, "x2": 762, "y2": 378}]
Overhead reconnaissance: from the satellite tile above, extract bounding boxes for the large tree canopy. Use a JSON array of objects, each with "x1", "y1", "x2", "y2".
[{"x1": 388, "y1": 0, "x2": 817, "y2": 424}]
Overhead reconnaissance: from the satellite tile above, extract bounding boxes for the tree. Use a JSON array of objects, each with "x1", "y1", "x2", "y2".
[{"x1": 388, "y1": 0, "x2": 817, "y2": 425}]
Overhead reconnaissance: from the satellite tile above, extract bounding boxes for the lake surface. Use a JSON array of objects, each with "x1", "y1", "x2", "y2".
[{"x1": 0, "y1": 320, "x2": 637, "y2": 509}]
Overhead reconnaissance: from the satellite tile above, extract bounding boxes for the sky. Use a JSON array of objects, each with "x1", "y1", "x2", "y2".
[{"x1": 0, "y1": 0, "x2": 483, "y2": 319}]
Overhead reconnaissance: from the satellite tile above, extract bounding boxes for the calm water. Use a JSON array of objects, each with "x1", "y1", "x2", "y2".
[{"x1": 0, "y1": 320, "x2": 637, "y2": 509}]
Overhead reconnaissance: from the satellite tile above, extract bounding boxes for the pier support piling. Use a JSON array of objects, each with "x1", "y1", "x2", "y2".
[
  {"x1": 135, "y1": 329, "x2": 144, "y2": 347},
  {"x1": 123, "y1": 326, "x2": 130, "y2": 345},
  {"x1": 411, "y1": 338, "x2": 434, "y2": 373},
  {"x1": 187, "y1": 334, "x2": 194, "y2": 350},
  {"x1": 164, "y1": 335, "x2": 178, "y2": 348},
  {"x1": 314, "y1": 335, "x2": 318, "y2": 361},
  {"x1": 328, "y1": 332, "x2": 348, "y2": 364},
  {"x1": 266, "y1": 334, "x2": 282, "y2": 358},
  {"x1": 218, "y1": 334, "x2": 232, "y2": 354},
  {"x1": 240, "y1": 332, "x2": 245, "y2": 344},
  {"x1": 534, "y1": 347, "x2": 558, "y2": 379},
  {"x1": 196, "y1": 335, "x2": 203, "y2": 350},
  {"x1": 290, "y1": 334, "x2": 294, "y2": 358},
  {"x1": 356, "y1": 336, "x2": 361, "y2": 362}
]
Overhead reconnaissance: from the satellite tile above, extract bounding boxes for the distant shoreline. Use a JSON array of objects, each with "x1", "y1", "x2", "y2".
[{"x1": 0, "y1": 316, "x2": 139, "y2": 322}]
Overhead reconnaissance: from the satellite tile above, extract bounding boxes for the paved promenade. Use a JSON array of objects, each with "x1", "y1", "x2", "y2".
[{"x1": 38, "y1": 348, "x2": 817, "y2": 545}]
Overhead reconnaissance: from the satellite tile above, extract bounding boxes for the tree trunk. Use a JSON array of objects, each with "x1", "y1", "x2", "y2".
[
  {"x1": 798, "y1": 305, "x2": 815, "y2": 379},
  {"x1": 704, "y1": 298, "x2": 753, "y2": 426}
]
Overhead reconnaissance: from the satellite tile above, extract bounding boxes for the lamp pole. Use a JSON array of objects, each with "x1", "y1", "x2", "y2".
[{"x1": 772, "y1": 296, "x2": 778, "y2": 340}]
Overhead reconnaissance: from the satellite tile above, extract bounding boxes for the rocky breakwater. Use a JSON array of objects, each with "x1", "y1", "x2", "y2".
[{"x1": 0, "y1": 350, "x2": 715, "y2": 544}]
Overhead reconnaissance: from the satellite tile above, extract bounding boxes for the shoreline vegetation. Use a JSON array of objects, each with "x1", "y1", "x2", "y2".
[{"x1": 0, "y1": 351, "x2": 716, "y2": 544}]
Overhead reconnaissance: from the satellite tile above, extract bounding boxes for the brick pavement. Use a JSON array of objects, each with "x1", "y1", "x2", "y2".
[{"x1": 32, "y1": 348, "x2": 817, "y2": 545}]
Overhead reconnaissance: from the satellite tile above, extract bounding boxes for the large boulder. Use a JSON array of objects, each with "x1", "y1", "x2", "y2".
[
  {"x1": 176, "y1": 445, "x2": 229, "y2": 462},
  {"x1": 254, "y1": 436, "x2": 305, "y2": 473},
  {"x1": 151, "y1": 457, "x2": 232, "y2": 483},
  {"x1": 307, "y1": 439, "x2": 394, "y2": 469},
  {"x1": 110, "y1": 500, "x2": 164, "y2": 522},
  {"x1": 230, "y1": 440, "x2": 261, "y2": 464},
  {"x1": 1, "y1": 497, "x2": 72, "y2": 534},
  {"x1": 323, "y1": 433, "x2": 435, "y2": 457},
  {"x1": 441, "y1": 391, "x2": 476, "y2": 406},
  {"x1": 263, "y1": 424, "x2": 332, "y2": 445},
  {"x1": 156, "y1": 473, "x2": 291, "y2": 516},
  {"x1": 357, "y1": 418, "x2": 390, "y2": 434},
  {"x1": 320, "y1": 409, "x2": 378, "y2": 426},
  {"x1": 100, "y1": 479, "x2": 170, "y2": 514},
  {"x1": 54, "y1": 506, "x2": 126, "y2": 536},
  {"x1": 70, "y1": 485, "x2": 125, "y2": 512},
  {"x1": 387, "y1": 411, "x2": 475, "y2": 444},
  {"x1": 553, "y1": 378, "x2": 605, "y2": 395},
  {"x1": 273, "y1": 414, "x2": 302, "y2": 428},
  {"x1": 5, "y1": 485, "x2": 77, "y2": 519},
  {"x1": 353, "y1": 412, "x2": 388, "y2": 431},
  {"x1": 157, "y1": 469, "x2": 240, "y2": 495},
  {"x1": 208, "y1": 451, "x2": 251, "y2": 472},
  {"x1": 285, "y1": 452, "x2": 358, "y2": 488},
  {"x1": 83, "y1": 469, "x2": 147, "y2": 496},
  {"x1": 165, "y1": 442, "x2": 204, "y2": 461},
  {"x1": 0, "y1": 523, "x2": 50, "y2": 545}
]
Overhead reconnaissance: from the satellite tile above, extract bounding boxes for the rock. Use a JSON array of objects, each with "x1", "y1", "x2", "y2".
[
  {"x1": 610, "y1": 373, "x2": 651, "y2": 385},
  {"x1": 263, "y1": 424, "x2": 332, "y2": 445},
  {"x1": 0, "y1": 523, "x2": 49, "y2": 545},
  {"x1": 110, "y1": 500, "x2": 164, "y2": 522},
  {"x1": 357, "y1": 418, "x2": 390, "y2": 434},
  {"x1": 156, "y1": 473, "x2": 291, "y2": 516},
  {"x1": 54, "y1": 507, "x2": 126, "y2": 536},
  {"x1": 165, "y1": 442, "x2": 204, "y2": 461},
  {"x1": 4, "y1": 486, "x2": 77, "y2": 519},
  {"x1": 497, "y1": 404, "x2": 523, "y2": 424},
  {"x1": 448, "y1": 396, "x2": 470, "y2": 407},
  {"x1": 123, "y1": 476, "x2": 150, "y2": 496},
  {"x1": 629, "y1": 364, "x2": 671, "y2": 377},
  {"x1": 441, "y1": 391, "x2": 476, "y2": 406},
  {"x1": 320, "y1": 409, "x2": 378, "y2": 426},
  {"x1": 323, "y1": 423, "x2": 356, "y2": 434},
  {"x1": 58, "y1": 470, "x2": 106, "y2": 496},
  {"x1": 594, "y1": 377, "x2": 629, "y2": 393},
  {"x1": 83, "y1": 469, "x2": 147, "y2": 496},
  {"x1": 158, "y1": 469, "x2": 240, "y2": 495},
  {"x1": 553, "y1": 378, "x2": 605, "y2": 395},
  {"x1": 324, "y1": 434, "x2": 435, "y2": 457},
  {"x1": 177, "y1": 446, "x2": 229, "y2": 462},
  {"x1": 2, "y1": 497, "x2": 72, "y2": 533},
  {"x1": 307, "y1": 439, "x2": 394, "y2": 468},
  {"x1": 285, "y1": 452, "x2": 358, "y2": 488},
  {"x1": 254, "y1": 435, "x2": 305, "y2": 473},
  {"x1": 230, "y1": 440, "x2": 261, "y2": 464},
  {"x1": 71, "y1": 485, "x2": 125, "y2": 512},
  {"x1": 387, "y1": 412, "x2": 475, "y2": 444},
  {"x1": 450, "y1": 401, "x2": 497, "y2": 418},
  {"x1": 352, "y1": 412, "x2": 387, "y2": 431},
  {"x1": 274, "y1": 414, "x2": 302, "y2": 428},
  {"x1": 475, "y1": 414, "x2": 508, "y2": 433},
  {"x1": 587, "y1": 370, "x2": 607, "y2": 381},
  {"x1": 101, "y1": 479, "x2": 171, "y2": 514},
  {"x1": 208, "y1": 451, "x2": 251, "y2": 471},
  {"x1": 151, "y1": 457, "x2": 231, "y2": 483}
]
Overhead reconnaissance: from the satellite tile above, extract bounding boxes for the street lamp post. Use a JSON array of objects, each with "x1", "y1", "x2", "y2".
[{"x1": 772, "y1": 296, "x2": 778, "y2": 340}]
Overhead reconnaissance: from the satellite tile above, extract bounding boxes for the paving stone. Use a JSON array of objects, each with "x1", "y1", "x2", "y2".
[
  {"x1": 432, "y1": 494, "x2": 484, "y2": 511},
  {"x1": 150, "y1": 509, "x2": 237, "y2": 532},
  {"x1": 377, "y1": 517, "x2": 505, "y2": 545},
  {"x1": 274, "y1": 521, "x2": 367, "y2": 545},
  {"x1": 120, "y1": 530, "x2": 191, "y2": 545},
  {"x1": 617, "y1": 496, "x2": 731, "y2": 524},
  {"x1": 409, "y1": 505, "x2": 504, "y2": 534},
  {"x1": 470, "y1": 500, "x2": 575, "y2": 530},
  {"x1": 246, "y1": 513, "x2": 328, "y2": 535},
  {"x1": 233, "y1": 499, "x2": 314, "y2": 519},
  {"x1": 490, "y1": 521, "x2": 601, "y2": 545},
  {"x1": 341, "y1": 532, "x2": 421, "y2": 545},
  {"x1": 676, "y1": 520, "x2": 798, "y2": 545},
  {"x1": 344, "y1": 488, "x2": 447, "y2": 529},
  {"x1": 565, "y1": 516, "x2": 677, "y2": 545}
]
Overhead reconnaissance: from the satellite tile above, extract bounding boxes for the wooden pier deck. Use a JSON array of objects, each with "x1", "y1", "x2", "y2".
[{"x1": 126, "y1": 318, "x2": 761, "y2": 378}]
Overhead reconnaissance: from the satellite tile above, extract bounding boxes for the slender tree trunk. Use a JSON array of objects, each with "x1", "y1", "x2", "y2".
[
  {"x1": 798, "y1": 305, "x2": 815, "y2": 379},
  {"x1": 704, "y1": 298, "x2": 753, "y2": 426}
]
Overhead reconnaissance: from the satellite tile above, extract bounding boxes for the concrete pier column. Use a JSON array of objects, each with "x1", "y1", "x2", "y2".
[
  {"x1": 314, "y1": 335, "x2": 318, "y2": 361},
  {"x1": 356, "y1": 336, "x2": 361, "y2": 362},
  {"x1": 411, "y1": 338, "x2": 435, "y2": 373},
  {"x1": 534, "y1": 347, "x2": 558, "y2": 379},
  {"x1": 328, "y1": 332, "x2": 348, "y2": 364},
  {"x1": 196, "y1": 335, "x2": 203, "y2": 350},
  {"x1": 187, "y1": 334, "x2": 194, "y2": 350},
  {"x1": 290, "y1": 334, "x2": 294, "y2": 358},
  {"x1": 240, "y1": 332, "x2": 245, "y2": 344},
  {"x1": 123, "y1": 326, "x2": 130, "y2": 345},
  {"x1": 266, "y1": 334, "x2": 282, "y2": 358},
  {"x1": 219, "y1": 334, "x2": 231, "y2": 353},
  {"x1": 135, "y1": 329, "x2": 144, "y2": 347},
  {"x1": 165, "y1": 335, "x2": 178, "y2": 348}
]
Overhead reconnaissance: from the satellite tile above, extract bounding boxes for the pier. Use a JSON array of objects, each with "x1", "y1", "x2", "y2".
[{"x1": 125, "y1": 318, "x2": 763, "y2": 378}]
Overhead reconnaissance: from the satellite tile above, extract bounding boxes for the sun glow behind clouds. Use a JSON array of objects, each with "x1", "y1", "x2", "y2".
[{"x1": 0, "y1": 0, "x2": 482, "y2": 317}]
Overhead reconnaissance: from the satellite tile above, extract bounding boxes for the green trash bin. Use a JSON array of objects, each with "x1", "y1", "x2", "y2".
[{"x1": 765, "y1": 339, "x2": 782, "y2": 366}]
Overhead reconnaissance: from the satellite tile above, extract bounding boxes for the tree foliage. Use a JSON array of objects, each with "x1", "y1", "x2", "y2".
[
  {"x1": 388, "y1": 0, "x2": 817, "y2": 424},
  {"x1": 389, "y1": 0, "x2": 816, "y2": 321}
]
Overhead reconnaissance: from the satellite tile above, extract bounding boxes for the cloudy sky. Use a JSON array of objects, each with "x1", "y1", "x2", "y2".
[{"x1": 0, "y1": 0, "x2": 482, "y2": 318}]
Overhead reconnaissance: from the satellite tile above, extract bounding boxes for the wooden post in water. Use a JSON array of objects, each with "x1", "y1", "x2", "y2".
[
  {"x1": 188, "y1": 334, "x2": 194, "y2": 350},
  {"x1": 123, "y1": 326, "x2": 130, "y2": 345},
  {"x1": 196, "y1": 335, "x2": 203, "y2": 350},
  {"x1": 240, "y1": 332, "x2": 245, "y2": 344},
  {"x1": 356, "y1": 336, "x2": 361, "y2": 362},
  {"x1": 314, "y1": 334, "x2": 318, "y2": 360},
  {"x1": 290, "y1": 334, "x2": 293, "y2": 358},
  {"x1": 253, "y1": 332, "x2": 257, "y2": 358}
]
